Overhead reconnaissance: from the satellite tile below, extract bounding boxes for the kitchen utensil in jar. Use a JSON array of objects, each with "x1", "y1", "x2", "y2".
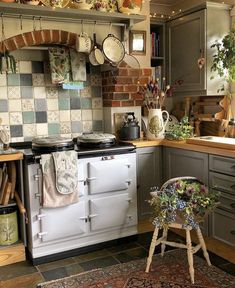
[{"x1": 89, "y1": 32, "x2": 104, "y2": 66}]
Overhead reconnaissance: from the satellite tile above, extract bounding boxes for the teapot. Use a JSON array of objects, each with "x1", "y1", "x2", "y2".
[{"x1": 119, "y1": 112, "x2": 140, "y2": 141}]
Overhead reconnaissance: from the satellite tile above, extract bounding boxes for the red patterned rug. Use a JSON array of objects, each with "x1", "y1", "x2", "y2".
[{"x1": 38, "y1": 250, "x2": 235, "y2": 288}]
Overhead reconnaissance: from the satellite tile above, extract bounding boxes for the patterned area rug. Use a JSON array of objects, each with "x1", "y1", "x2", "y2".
[{"x1": 37, "y1": 250, "x2": 235, "y2": 288}]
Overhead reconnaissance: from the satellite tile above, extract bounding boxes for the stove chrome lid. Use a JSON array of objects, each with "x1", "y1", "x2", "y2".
[
  {"x1": 32, "y1": 136, "x2": 74, "y2": 147},
  {"x1": 77, "y1": 133, "x2": 116, "y2": 143}
]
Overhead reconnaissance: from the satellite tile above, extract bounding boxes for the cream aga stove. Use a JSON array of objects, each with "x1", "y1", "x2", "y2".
[{"x1": 23, "y1": 136, "x2": 137, "y2": 264}]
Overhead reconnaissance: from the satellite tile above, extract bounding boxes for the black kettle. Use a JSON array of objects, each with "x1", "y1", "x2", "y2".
[{"x1": 119, "y1": 112, "x2": 140, "y2": 141}]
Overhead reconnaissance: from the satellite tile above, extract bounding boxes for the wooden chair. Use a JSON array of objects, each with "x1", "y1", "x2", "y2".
[{"x1": 145, "y1": 177, "x2": 212, "y2": 284}]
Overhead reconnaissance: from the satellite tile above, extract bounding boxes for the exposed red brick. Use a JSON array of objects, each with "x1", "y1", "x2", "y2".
[
  {"x1": 128, "y1": 69, "x2": 140, "y2": 77},
  {"x1": 3, "y1": 38, "x2": 17, "y2": 51},
  {"x1": 118, "y1": 61, "x2": 129, "y2": 68},
  {"x1": 124, "y1": 85, "x2": 138, "y2": 93},
  {"x1": 42, "y1": 30, "x2": 52, "y2": 44},
  {"x1": 102, "y1": 93, "x2": 113, "y2": 100},
  {"x1": 52, "y1": 30, "x2": 60, "y2": 43},
  {"x1": 23, "y1": 32, "x2": 34, "y2": 47},
  {"x1": 33, "y1": 30, "x2": 44, "y2": 45},
  {"x1": 115, "y1": 77, "x2": 133, "y2": 84},
  {"x1": 67, "y1": 32, "x2": 76, "y2": 47},
  {"x1": 134, "y1": 100, "x2": 144, "y2": 106},
  {"x1": 141, "y1": 69, "x2": 152, "y2": 76},
  {"x1": 113, "y1": 93, "x2": 130, "y2": 100},
  {"x1": 61, "y1": 30, "x2": 69, "y2": 44},
  {"x1": 120, "y1": 100, "x2": 134, "y2": 107},
  {"x1": 14, "y1": 34, "x2": 26, "y2": 49},
  {"x1": 0, "y1": 42, "x2": 7, "y2": 53},
  {"x1": 103, "y1": 100, "x2": 121, "y2": 107},
  {"x1": 131, "y1": 92, "x2": 144, "y2": 100},
  {"x1": 134, "y1": 77, "x2": 150, "y2": 85},
  {"x1": 102, "y1": 78, "x2": 108, "y2": 86},
  {"x1": 117, "y1": 68, "x2": 128, "y2": 76}
]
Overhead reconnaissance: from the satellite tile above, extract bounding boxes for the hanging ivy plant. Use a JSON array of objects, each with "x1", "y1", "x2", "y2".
[{"x1": 211, "y1": 27, "x2": 235, "y2": 94}]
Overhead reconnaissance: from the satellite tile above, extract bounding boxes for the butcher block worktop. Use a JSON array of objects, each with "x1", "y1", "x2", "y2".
[
  {"x1": 0, "y1": 151, "x2": 23, "y2": 162},
  {"x1": 129, "y1": 138, "x2": 235, "y2": 158}
]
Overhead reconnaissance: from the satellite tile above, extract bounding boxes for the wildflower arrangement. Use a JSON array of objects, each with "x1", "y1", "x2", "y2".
[{"x1": 149, "y1": 177, "x2": 220, "y2": 229}]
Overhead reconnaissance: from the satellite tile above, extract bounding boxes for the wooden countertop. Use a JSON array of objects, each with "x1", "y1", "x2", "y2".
[
  {"x1": 0, "y1": 152, "x2": 23, "y2": 162},
  {"x1": 129, "y1": 139, "x2": 235, "y2": 158}
]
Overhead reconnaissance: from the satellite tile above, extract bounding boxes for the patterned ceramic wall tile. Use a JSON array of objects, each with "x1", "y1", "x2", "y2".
[
  {"x1": 34, "y1": 87, "x2": 46, "y2": 99},
  {"x1": 32, "y1": 74, "x2": 45, "y2": 86},
  {"x1": 7, "y1": 74, "x2": 20, "y2": 86},
  {"x1": 11, "y1": 136, "x2": 24, "y2": 143},
  {"x1": 10, "y1": 125, "x2": 23, "y2": 137},
  {"x1": 36, "y1": 123, "x2": 48, "y2": 136},
  {"x1": 69, "y1": 90, "x2": 79, "y2": 98},
  {"x1": 47, "y1": 99, "x2": 59, "y2": 111},
  {"x1": 21, "y1": 87, "x2": 33, "y2": 99},
  {"x1": 71, "y1": 121, "x2": 82, "y2": 133},
  {"x1": 71, "y1": 110, "x2": 82, "y2": 121},
  {"x1": 58, "y1": 88, "x2": 69, "y2": 98},
  {"x1": 82, "y1": 121, "x2": 92, "y2": 132},
  {"x1": 19, "y1": 61, "x2": 32, "y2": 73},
  {"x1": 8, "y1": 86, "x2": 21, "y2": 99},
  {"x1": 46, "y1": 87, "x2": 58, "y2": 99},
  {"x1": 80, "y1": 87, "x2": 91, "y2": 98},
  {"x1": 91, "y1": 86, "x2": 102, "y2": 97},
  {"x1": 60, "y1": 122, "x2": 71, "y2": 134},
  {"x1": 20, "y1": 74, "x2": 33, "y2": 86},
  {"x1": 44, "y1": 73, "x2": 54, "y2": 87},
  {"x1": 60, "y1": 110, "x2": 70, "y2": 122},
  {"x1": 48, "y1": 123, "x2": 60, "y2": 135},
  {"x1": 92, "y1": 109, "x2": 103, "y2": 120},
  {"x1": 81, "y1": 98, "x2": 92, "y2": 109},
  {"x1": 70, "y1": 96, "x2": 81, "y2": 110},
  {"x1": 81, "y1": 109, "x2": 92, "y2": 121},
  {"x1": 58, "y1": 98, "x2": 70, "y2": 110},
  {"x1": 22, "y1": 111, "x2": 35, "y2": 124},
  {"x1": 35, "y1": 111, "x2": 47, "y2": 123},
  {"x1": 9, "y1": 112, "x2": 23, "y2": 125},
  {"x1": 47, "y1": 111, "x2": 59, "y2": 123},
  {"x1": 21, "y1": 99, "x2": 34, "y2": 111},
  {"x1": 8, "y1": 99, "x2": 22, "y2": 112},
  {"x1": 35, "y1": 99, "x2": 47, "y2": 111},
  {"x1": 0, "y1": 87, "x2": 8, "y2": 99},
  {"x1": 93, "y1": 120, "x2": 103, "y2": 131},
  {"x1": 90, "y1": 75, "x2": 102, "y2": 86},
  {"x1": 32, "y1": 61, "x2": 44, "y2": 73},
  {"x1": 92, "y1": 98, "x2": 102, "y2": 109},
  {"x1": 23, "y1": 124, "x2": 36, "y2": 138},
  {"x1": 0, "y1": 113, "x2": 9, "y2": 125},
  {"x1": 0, "y1": 100, "x2": 8, "y2": 112},
  {"x1": 0, "y1": 74, "x2": 7, "y2": 86}
]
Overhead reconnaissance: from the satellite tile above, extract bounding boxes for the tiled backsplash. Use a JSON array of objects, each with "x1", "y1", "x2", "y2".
[{"x1": 0, "y1": 60, "x2": 103, "y2": 143}]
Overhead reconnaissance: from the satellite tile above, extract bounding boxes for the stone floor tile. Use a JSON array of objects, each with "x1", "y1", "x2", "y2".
[{"x1": 79, "y1": 256, "x2": 119, "y2": 271}]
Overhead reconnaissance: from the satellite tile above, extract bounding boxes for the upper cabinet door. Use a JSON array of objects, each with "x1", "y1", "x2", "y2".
[{"x1": 167, "y1": 10, "x2": 206, "y2": 94}]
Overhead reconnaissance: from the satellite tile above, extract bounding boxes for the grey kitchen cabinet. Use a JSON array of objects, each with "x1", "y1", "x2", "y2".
[
  {"x1": 209, "y1": 155, "x2": 235, "y2": 247},
  {"x1": 167, "y1": 2, "x2": 231, "y2": 96},
  {"x1": 136, "y1": 147, "x2": 162, "y2": 220}
]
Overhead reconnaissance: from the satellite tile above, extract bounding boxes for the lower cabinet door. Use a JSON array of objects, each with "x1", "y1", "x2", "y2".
[
  {"x1": 39, "y1": 201, "x2": 87, "y2": 242},
  {"x1": 89, "y1": 194, "x2": 134, "y2": 232}
]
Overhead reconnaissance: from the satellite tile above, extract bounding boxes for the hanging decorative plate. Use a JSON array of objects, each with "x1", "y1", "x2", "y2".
[
  {"x1": 40, "y1": 0, "x2": 70, "y2": 8},
  {"x1": 102, "y1": 34, "x2": 125, "y2": 65}
]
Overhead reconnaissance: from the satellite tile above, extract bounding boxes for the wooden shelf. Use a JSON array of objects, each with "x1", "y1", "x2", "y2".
[
  {"x1": 0, "y1": 2, "x2": 146, "y2": 28},
  {"x1": 0, "y1": 152, "x2": 23, "y2": 162},
  {"x1": 0, "y1": 242, "x2": 25, "y2": 266}
]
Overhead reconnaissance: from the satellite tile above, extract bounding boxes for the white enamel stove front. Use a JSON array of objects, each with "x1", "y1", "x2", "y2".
[{"x1": 25, "y1": 152, "x2": 137, "y2": 260}]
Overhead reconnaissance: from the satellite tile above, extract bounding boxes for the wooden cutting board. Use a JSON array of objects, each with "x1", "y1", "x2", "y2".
[
  {"x1": 2, "y1": 181, "x2": 12, "y2": 206},
  {"x1": 7, "y1": 161, "x2": 16, "y2": 200},
  {"x1": 0, "y1": 172, "x2": 8, "y2": 204}
]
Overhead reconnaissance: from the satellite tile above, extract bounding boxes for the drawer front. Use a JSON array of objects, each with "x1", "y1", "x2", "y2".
[
  {"x1": 211, "y1": 209, "x2": 235, "y2": 247},
  {"x1": 209, "y1": 155, "x2": 235, "y2": 176},
  {"x1": 209, "y1": 171, "x2": 235, "y2": 196}
]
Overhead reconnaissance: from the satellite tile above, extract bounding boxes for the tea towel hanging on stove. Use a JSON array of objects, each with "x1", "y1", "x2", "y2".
[
  {"x1": 40, "y1": 152, "x2": 79, "y2": 208},
  {"x1": 69, "y1": 49, "x2": 87, "y2": 81}
]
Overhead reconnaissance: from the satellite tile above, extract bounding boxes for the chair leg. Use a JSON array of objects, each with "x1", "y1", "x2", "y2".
[
  {"x1": 145, "y1": 226, "x2": 159, "y2": 273},
  {"x1": 186, "y1": 228, "x2": 195, "y2": 284},
  {"x1": 196, "y1": 227, "x2": 211, "y2": 266},
  {"x1": 161, "y1": 226, "x2": 168, "y2": 257}
]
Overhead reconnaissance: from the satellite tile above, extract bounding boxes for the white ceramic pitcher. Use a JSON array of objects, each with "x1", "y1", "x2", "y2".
[{"x1": 147, "y1": 109, "x2": 169, "y2": 140}]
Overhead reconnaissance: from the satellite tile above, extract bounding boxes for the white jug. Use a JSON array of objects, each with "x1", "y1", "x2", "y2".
[{"x1": 147, "y1": 109, "x2": 169, "y2": 140}]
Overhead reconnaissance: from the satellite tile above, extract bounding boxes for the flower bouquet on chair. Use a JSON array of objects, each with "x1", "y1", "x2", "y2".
[{"x1": 149, "y1": 176, "x2": 220, "y2": 229}]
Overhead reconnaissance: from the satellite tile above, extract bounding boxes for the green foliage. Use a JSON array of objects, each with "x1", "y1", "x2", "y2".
[
  {"x1": 165, "y1": 116, "x2": 193, "y2": 141},
  {"x1": 211, "y1": 27, "x2": 235, "y2": 91}
]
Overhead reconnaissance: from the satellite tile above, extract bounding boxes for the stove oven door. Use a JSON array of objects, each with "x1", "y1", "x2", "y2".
[
  {"x1": 87, "y1": 157, "x2": 130, "y2": 194},
  {"x1": 38, "y1": 201, "x2": 87, "y2": 242}
]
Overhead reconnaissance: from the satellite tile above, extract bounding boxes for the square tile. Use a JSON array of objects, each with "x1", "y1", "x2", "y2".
[
  {"x1": 32, "y1": 74, "x2": 45, "y2": 86},
  {"x1": 20, "y1": 74, "x2": 33, "y2": 86},
  {"x1": 81, "y1": 109, "x2": 92, "y2": 121},
  {"x1": 35, "y1": 111, "x2": 47, "y2": 123},
  {"x1": 58, "y1": 98, "x2": 70, "y2": 110},
  {"x1": 0, "y1": 99, "x2": 8, "y2": 112},
  {"x1": 23, "y1": 123, "x2": 36, "y2": 138},
  {"x1": 0, "y1": 74, "x2": 7, "y2": 86},
  {"x1": 93, "y1": 120, "x2": 103, "y2": 131},
  {"x1": 8, "y1": 86, "x2": 21, "y2": 99},
  {"x1": 47, "y1": 99, "x2": 59, "y2": 111},
  {"x1": 71, "y1": 110, "x2": 82, "y2": 121},
  {"x1": 60, "y1": 122, "x2": 71, "y2": 134},
  {"x1": 82, "y1": 121, "x2": 92, "y2": 132},
  {"x1": 58, "y1": 88, "x2": 69, "y2": 98},
  {"x1": 92, "y1": 109, "x2": 103, "y2": 121},
  {"x1": 10, "y1": 136, "x2": 24, "y2": 143},
  {"x1": 36, "y1": 123, "x2": 48, "y2": 136},
  {"x1": 89, "y1": 65, "x2": 101, "y2": 75},
  {"x1": 23, "y1": 111, "x2": 35, "y2": 124},
  {"x1": 70, "y1": 96, "x2": 81, "y2": 110},
  {"x1": 69, "y1": 90, "x2": 79, "y2": 97},
  {"x1": 84, "y1": 75, "x2": 91, "y2": 87},
  {"x1": 81, "y1": 98, "x2": 92, "y2": 109},
  {"x1": 46, "y1": 87, "x2": 58, "y2": 99},
  {"x1": 8, "y1": 99, "x2": 21, "y2": 112},
  {"x1": 0, "y1": 87, "x2": 7, "y2": 99},
  {"x1": 10, "y1": 125, "x2": 23, "y2": 137},
  {"x1": 48, "y1": 123, "x2": 60, "y2": 135},
  {"x1": 90, "y1": 75, "x2": 102, "y2": 86},
  {"x1": 71, "y1": 121, "x2": 82, "y2": 133},
  {"x1": 21, "y1": 99, "x2": 34, "y2": 111},
  {"x1": 9, "y1": 112, "x2": 23, "y2": 125},
  {"x1": 19, "y1": 61, "x2": 32, "y2": 73},
  {"x1": 92, "y1": 98, "x2": 102, "y2": 109},
  {"x1": 80, "y1": 87, "x2": 91, "y2": 98},
  {"x1": 7, "y1": 74, "x2": 20, "y2": 86},
  {"x1": 34, "y1": 87, "x2": 46, "y2": 99},
  {"x1": 35, "y1": 99, "x2": 47, "y2": 111},
  {"x1": 60, "y1": 110, "x2": 70, "y2": 122},
  {"x1": 44, "y1": 62, "x2": 51, "y2": 74},
  {"x1": 21, "y1": 86, "x2": 33, "y2": 99},
  {"x1": 44, "y1": 73, "x2": 54, "y2": 87},
  {"x1": 91, "y1": 86, "x2": 102, "y2": 97},
  {"x1": 48, "y1": 111, "x2": 59, "y2": 123},
  {"x1": 32, "y1": 61, "x2": 44, "y2": 73},
  {"x1": 0, "y1": 113, "x2": 9, "y2": 125}
]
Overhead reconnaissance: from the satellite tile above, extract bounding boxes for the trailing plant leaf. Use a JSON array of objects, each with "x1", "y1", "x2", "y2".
[{"x1": 165, "y1": 116, "x2": 194, "y2": 141}]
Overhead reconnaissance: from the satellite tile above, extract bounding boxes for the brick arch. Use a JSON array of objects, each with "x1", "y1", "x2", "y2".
[{"x1": 0, "y1": 29, "x2": 77, "y2": 53}]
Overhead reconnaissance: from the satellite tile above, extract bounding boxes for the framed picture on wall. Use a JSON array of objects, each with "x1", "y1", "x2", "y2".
[{"x1": 129, "y1": 30, "x2": 146, "y2": 55}]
